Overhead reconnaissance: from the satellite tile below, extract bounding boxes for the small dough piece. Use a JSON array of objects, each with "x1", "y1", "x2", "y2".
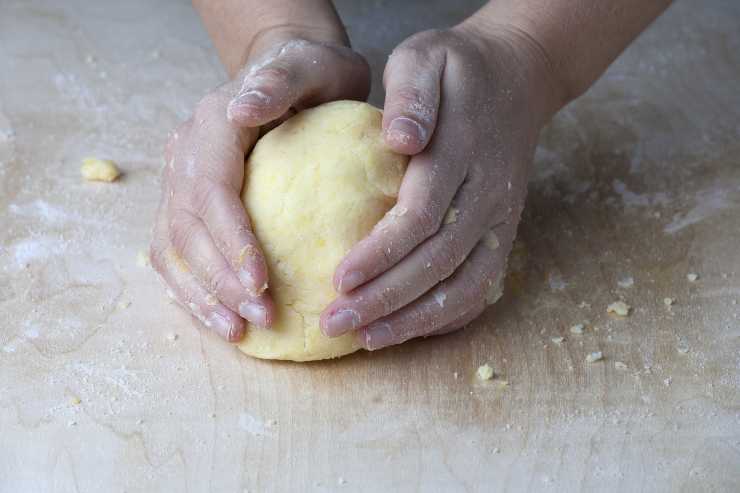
[
  {"x1": 606, "y1": 301, "x2": 631, "y2": 317},
  {"x1": 483, "y1": 230, "x2": 500, "y2": 251},
  {"x1": 239, "y1": 101, "x2": 408, "y2": 361},
  {"x1": 585, "y1": 351, "x2": 603, "y2": 363},
  {"x1": 81, "y1": 157, "x2": 120, "y2": 182},
  {"x1": 570, "y1": 323, "x2": 585, "y2": 334},
  {"x1": 443, "y1": 207, "x2": 458, "y2": 225},
  {"x1": 477, "y1": 364, "x2": 494, "y2": 380}
]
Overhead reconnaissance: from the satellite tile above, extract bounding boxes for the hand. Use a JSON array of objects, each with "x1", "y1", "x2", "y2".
[
  {"x1": 320, "y1": 25, "x2": 557, "y2": 350},
  {"x1": 151, "y1": 35, "x2": 370, "y2": 342}
]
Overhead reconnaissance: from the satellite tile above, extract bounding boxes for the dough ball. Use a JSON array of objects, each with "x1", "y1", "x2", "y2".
[{"x1": 239, "y1": 100, "x2": 408, "y2": 361}]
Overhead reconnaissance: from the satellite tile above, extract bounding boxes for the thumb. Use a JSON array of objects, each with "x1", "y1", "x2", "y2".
[{"x1": 381, "y1": 45, "x2": 444, "y2": 155}]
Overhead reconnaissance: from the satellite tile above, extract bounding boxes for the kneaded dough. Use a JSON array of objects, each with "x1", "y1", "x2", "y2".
[{"x1": 239, "y1": 100, "x2": 408, "y2": 361}]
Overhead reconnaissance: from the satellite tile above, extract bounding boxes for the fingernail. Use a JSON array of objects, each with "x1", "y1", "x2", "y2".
[
  {"x1": 362, "y1": 323, "x2": 394, "y2": 350},
  {"x1": 229, "y1": 89, "x2": 270, "y2": 109},
  {"x1": 323, "y1": 308, "x2": 360, "y2": 337},
  {"x1": 239, "y1": 302, "x2": 268, "y2": 328},
  {"x1": 208, "y1": 312, "x2": 233, "y2": 339},
  {"x1": 227, "y1": 324, "x2": 245, "y2": 343},
  {"x1": 338, "y1": 271, "x2": 365, "y2": 293},
  {"x1": 387, "y1": 117, "x2": 425, "y2": 146}
]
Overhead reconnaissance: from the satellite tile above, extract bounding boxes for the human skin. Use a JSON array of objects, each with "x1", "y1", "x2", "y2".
[{"x1": 151, "y1": 0, "x2": 671, "y2": 348}]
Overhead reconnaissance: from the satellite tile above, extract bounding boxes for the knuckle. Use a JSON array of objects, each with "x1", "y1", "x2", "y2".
[
  {"x1": 375, "y1": 286, "x2": 398, "y2": 316},
  {"x1": 393, "y1": 85, "x2": 425, "y2": 106},
  {"x1": 169, "y1": 214, "x2": 199, "y2": 256},
  {"x1": 208, "y1": 266, "x2": 234, "y2": 296},
  {"x1": 194, "y1": 92, "x2": 224, "y2": 119},
  {"x1": 429, "y1": 237, "x2": 464, "y2": 281},
  {"x1": 408, "y1": 204, "x2": 440, "y2": 240},
  {"x1": 191, "y1": 179, "x2": 224, "y2": 218},
  {"x1": 252, "y1": 65, "x2": 293, "y2": 88},
  {"x1": 391, "y1": 44, "x2": 434, "y2": 67}
]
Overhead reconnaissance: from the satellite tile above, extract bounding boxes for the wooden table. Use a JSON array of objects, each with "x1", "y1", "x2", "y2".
[{"x1": 1, "y1": 1, "x2": 739, "y2": 491}]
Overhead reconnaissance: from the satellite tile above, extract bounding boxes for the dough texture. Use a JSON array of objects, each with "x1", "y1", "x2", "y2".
[{"x1": 239, "y1": 100, "x2": 408, "y2": 361}]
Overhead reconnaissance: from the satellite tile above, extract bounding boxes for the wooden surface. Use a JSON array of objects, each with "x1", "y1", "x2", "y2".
[{"x1": 1, "y1": 1, "x2": 739, "y2": 492}]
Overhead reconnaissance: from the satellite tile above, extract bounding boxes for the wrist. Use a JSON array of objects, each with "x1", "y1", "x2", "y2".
[{"x1": 454, "y1": 16, "x2": 569, "y2": 124}]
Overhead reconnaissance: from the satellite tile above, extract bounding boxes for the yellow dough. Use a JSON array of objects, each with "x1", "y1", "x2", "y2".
[
  {"x1": 239, "y1": 100, "x2": 408, "y2": 361},
  {"x1": 80, "y1": 157, "x2": 120, "y2": 182}
]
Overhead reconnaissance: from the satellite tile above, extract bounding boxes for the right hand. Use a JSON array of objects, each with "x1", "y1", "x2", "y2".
[{"x1": 150, "y1": 35, "x2": 370, "y2": 342}]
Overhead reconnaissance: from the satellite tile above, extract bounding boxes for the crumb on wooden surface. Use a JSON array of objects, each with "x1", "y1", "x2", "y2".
[
  {"x1": 607, "y1": 301, "x2": 631, "y2": 317},
  {"x1": 81, "y1": 157, "x2": 120, "y2": 182},
  {"x1": 586, "y1": 351, "x2": 604, "y2": 363},
  {"x1": 476, "y1": 364, "x2": 494, "y2": 380}
]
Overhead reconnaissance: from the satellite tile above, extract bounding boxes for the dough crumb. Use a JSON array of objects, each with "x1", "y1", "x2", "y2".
[
  {"x1": 485, "y1": 278, "x2": 504, "y2": 305},
  {"x1": 166, "y1": 333, "x2": 179, "y2": 342},
  {"x1": 434, "y1": 291, "x2": 447, "y2": 307},
  {"x1": 117, "y1": 300, "x2": 131, "y2": 310},
  {"x1": 337, "y1": 477, "x2": 347, "y2": 486},
  {"x1": 389, "y1": 205, "x2": 408, "y2": 217},
  {"x1": 606, "y1": 301, "x2": 631, "y2": 317},
  {"x1": 237, "y1": 244, "x2": 258, "y2": 265},
  {"x1": 443, "y1": 207, "x2": 458, "y2": 225},
  {"x1": 614, "y1": 361, "x2": 628, "y2": 370},
  {"x1": 136, "y1": 419, "x2": 144, "y2": 425},
  {"x1": 477, "y1": 364, "x2": 494, "y2": 380},
  {"x1": 67, "y1": 420, "x2": 77, "y2": 427},
  {"x1": 70, "y1": 395, "x2": 81, "y2": 405},
  {"x1": 483, "y1": 230, "x2": 500, "y2": 250},
  {"x1": 453, "y1": 371, "x2": 459, "y2": 379},
  {"x1": 687, "y1": 273, "x2": 699, "y2": 282},
  {"x1": 569, "y1": 323, "x2": 585, "y2": 335},
  {"x1": 664, "y1": 297, "x2": 675, "y2": 306},
  {"x1": 663, "y1": 377, "x2": 672, "y2": 386},
  {"x1": 585, "y1": 351, "x2": 603, "y2": 363},
  {"x1": 676, "y1": 344, "x2": 690, "y2": 354},
  {"x1": 205, "y1": 294, "x2": 218, "y2": 306},
  {"x1": 80, "y1": 157, "x2": 121, "y2": 182},
  {"x1": 617, "y1": 276, "x2": 634, "y2": 288},
  {"x1": 136, "y1": 250, "x2": 151, "y2": 268},
  {"x1": 551, "y1": 336, "x2": 565, "y2": 344}
]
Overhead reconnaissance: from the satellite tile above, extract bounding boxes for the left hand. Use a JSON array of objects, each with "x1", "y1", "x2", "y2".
[{"x1": 320, "y1": 25, "x2": 557, "y2": 350}]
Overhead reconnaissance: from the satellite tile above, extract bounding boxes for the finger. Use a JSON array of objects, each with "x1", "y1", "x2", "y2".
[
  {"x1": 333, "y1": 146, "x2": 469, "y2": 294},
  {"x1": 357, "y1": 238, "x2": 507, "y2": 351},
  {"x1": 427, "y1": 301, "x2": 486, "y2": 338},
  {"x1": 171, "y1": 92, "x2": 274, "y2": 315},
  {"x1": 168, "y1": 208, "x2": 273, "y2": 328},
  {"x1": 193, "y1": 179, "x2": 269, "y2": 297},
  {"x1": 150, "y1": 238, "x2": 245, "y2": 342},
  {"x1": 227, "y1": 40, "x2": 370, "y2": 126},
  {"x1": 381, "y1": 45, "x2": 443, "y2": 154},
  {"x1": 323, "y1": 171, "x2": 508, "y2": 336}
]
